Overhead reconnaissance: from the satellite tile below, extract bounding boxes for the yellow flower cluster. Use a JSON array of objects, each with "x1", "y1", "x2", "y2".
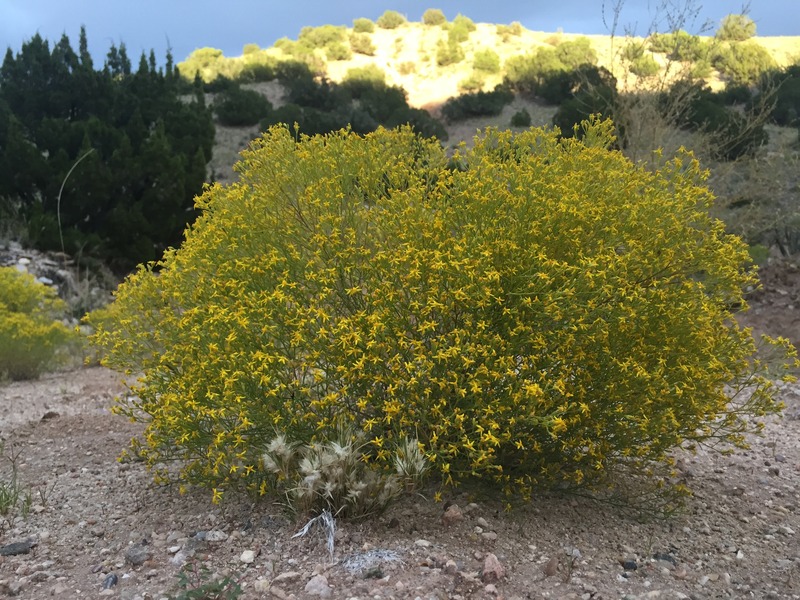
[{"x1": 88, "y1": 120, "x2": 796, "y2": 502}]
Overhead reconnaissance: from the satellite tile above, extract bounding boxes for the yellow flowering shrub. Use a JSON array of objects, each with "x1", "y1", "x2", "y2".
[
  {"x1": 88, "y1": 120, "x2": 796, "y2": 502},
  {"x1": 0, "y1": 267, "x2": 79, "y2": 380}
]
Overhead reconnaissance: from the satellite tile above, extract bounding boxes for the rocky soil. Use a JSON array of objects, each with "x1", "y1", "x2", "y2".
[{"x1": 0, "y1": 260, "x2": 799, "y2": 600}]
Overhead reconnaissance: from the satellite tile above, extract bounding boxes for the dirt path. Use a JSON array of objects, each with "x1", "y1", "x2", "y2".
[{"x1": 0, "y1": 260, "x2": 798, "y2": 600}]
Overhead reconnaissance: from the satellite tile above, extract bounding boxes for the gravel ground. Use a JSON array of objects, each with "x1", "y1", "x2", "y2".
[{"x1": 0, "y1": 260, "x2": 798, "y2": 600}]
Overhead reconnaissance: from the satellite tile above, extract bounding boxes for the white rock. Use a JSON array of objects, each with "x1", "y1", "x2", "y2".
[
  {"x1": 414, "y1": 539, "x2": 432, "y2": 548},
  {"x1": 205, "y1": 530, "x2": 228, "y2": 542},
  {"x1": 240, "y1": 550, "x2": 255, "y2": 564},
  {"x1": 305, "y1": 574, "x2": 332, "y2": 597}
]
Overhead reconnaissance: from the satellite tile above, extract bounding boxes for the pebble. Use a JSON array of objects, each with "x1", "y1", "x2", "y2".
[
  {"x1": 442, "y1": 504, "x2": 464, "y2": 526},
  {"x1": 481, "y1": 553, "x2": 505, "y2": 583},
  {"x1": 543, "y1": 556, "x2": 559, "y2": 577},
  {"x1": 414, "y1": 539, "x2": 432, "y2": 548},
  {"x1": 305, "y1": 574, "x2": 332, "y2": 597},
  {"x1": 273, "y1": 571, "x2": 301, "y2": 583},
  {"x1": 125, "y1": 543, "x2": 152, "y2": 566},
  {"x1": 102, "y1": 573, "x2": 118, "y2": 589},
  {"x1": 240, "y1": 550, "x2": 255, "y2": 564},
  {"x1": 476, "y1": 517, "x2": 489, "y2": 529}
]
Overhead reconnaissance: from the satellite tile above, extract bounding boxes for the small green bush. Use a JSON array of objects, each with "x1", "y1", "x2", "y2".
[
  {"x1": 350, "y1": 33, "x2": 376, "y2": 56},
  {"x1": 436, "y1": 39, "x2": 465, "y2": 67},
  {"x1": 473, "y1": 48, "x2": 501, "y2": 73},
  {"x1": 556, "y1": 37, "x2": 598, "y2": 69},
  {"x1": 353, "y1": 18, "x2": 375, "y2": 34},
  {"x1": 712, "y1": 41, "x2": 777, "y2": 85},
  {"x1": 716, "y1": 14, "x2": 757, "y2": 41},
  {"x1": 503, "y1": 47, "x2": 577, "y2": 96},
  {"x1": 449, "y1": 14, "x2": 476, "y2": 44},
  {"x1": 0, "y1": 268, "x2": 78, "y2": 380},
  {"x1": 89, "y1": 122, "x2": 795, "y2": 505},
  {"x1": 496, "y1": 22, "x2": 523, "y2": 41},
  {"x1": 325, "y1": 42, "x2": 352, "y2": 61},
  {"x1": 648, "y1": 30, "x2": 709, "y2": 62},
  {"x1": 458, "y1": 73, "x2": 485, "y2": 93},
  {"x1": 510, "y1": 108, "x2": 531, "y2": 127},
  {"x1": 377, "y1": 10, "x2": 406, "y2": 29},
  {"x1": 298, "y1": 25, "x2": 347, "y2": 49},
  {"x1": 343, "y1": 65, "x2": 387, "y2": 88},
  {"x1": 441, "y1": 85, "x2": 514, "y2": 121},
  {"x1": 213, "y1": 86, "x2": 272, "y2": 126},
  {"x1": 422, "y1": 8, "x2": 447, "y2": 26},
  {"x1": 630, "y1": 54, "x2": 660, "y2": 77}
]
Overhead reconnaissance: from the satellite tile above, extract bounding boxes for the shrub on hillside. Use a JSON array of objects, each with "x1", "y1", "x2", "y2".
[
  {"x1": 449, "y1": 14, "x2": 476, "y2": 44},
  {"x1": 496, "y1": 22, "x2": 523, "y2": 41},
  {"x1": 89, "y1": 122, "x2": 795, "y2": 505},
  {"x1": 457, "y1": 73, "x2": 485, "y2": 93},
  {"x1": 552, "y1": 87, "x2": 618, "y2": 139},
  {"x1": 0, "y1": 268, "x2": 79, "y2": 380},
  {"x1": 510, "y1": 108, "x2": 531, "y2": 127},
  {"x1": 556, "y1": 37, "x2": 598, "y2": 69},
  {"x1": 436, "y1": 39, "x2": 465, "y2": 66},
  {"x1": 377, "y1": 10, "x2": 406, "y2": 29},
  {"x1": 712, "y1": 41, "x2": 776, "y2": 85},
  {"x1": 298, "y1": 25, "x2": 347, "y2": 49},
  {"x1": 767, "y1": 66, "x2": 800, "y2": 125},
  {"x1": 350, "y1": 33, "x2": 376, "y2": 56},
  {"x1": 325, "y1": 42, "x2": 352, "y2": 61},
  {"x1": 213, "y1": 86, "x2": 272, "y2": 126},
  {"x1": 353, "y1": 18, "x2": 375, "y2": 33},
  {"x1": 716, "y1": 14, "x2": 757, "y2": 41},
  {"x1": 422, "y1": 8, "x2": 447, "y2": 26},
  {"x1": 630, "y1": 54, "x2": 660, "y2": 77},
  {"x1": 504, "y1": 48, "x2": 566, "y2": 95},
  {"x1": 385, "y1": 107, "x2": 449, "y2": 141},
  {"x1": 441, "y1": 85, "x2": 514, "y2": 121},
  {"x1": 538, "y1": 65, "x2": 617, "y2": 106},
  {"x1": 473, "y1": 48, "x2": 501, "y2": 73},
  {"x1": 648, "y1": 30, "x2": 709, "y2": 62},
  {"x1": 342, "y1": 65, "x2": 387, "y2": 89}
]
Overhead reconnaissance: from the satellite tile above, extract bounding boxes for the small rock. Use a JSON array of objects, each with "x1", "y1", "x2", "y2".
[
  {"x1": 476, "y1": 517, "x2": 489, "y2": 529},
  {"x1": 542, "y1": 556, "x2": 559, "y2": 577},
  {"x1": 273, "y1": 571, "x2": 301, "y2": 583},
  {"x1": 414, "y1": 539, "x2": 432, "y2": 548},
  {"x1": 125, "y1": 543, "x2": 152, "y2": 567},
  {"x1": 51, "y1": 582, "x2": 70, "y2": 595},
  {"x1": 442, "y1": 504, "x2": 464, "y2": 527},
  {"x1": 102, "y1": 573, "x2": 118, "y2": 589},
  {"x1": 652, "y1": 552, "x2": 677, "y2": 565},
  {"x1": 621, "y1": 559, "x2": 638, "y2": 571},
  {"x1": 240, "y1": 550, "x2": 255, "y2": 564},
  {"x1": 305, "y1": 574, "x2": 332, "y2": 597},
  {"x1": 0, "y1": 540, "x2": 36, "y2": 556},
  {"x1": 778, "y1": 525, "x2": 795, "y2": 536},
  {"x1": 485, "y1": 583, "x2": 498, "y2": 595},
  {"x1": 481, "y1": 553, "x2": 505, "y2": 584},
  {"x1": 205, "y1": 529, "x2": 228, "y2": 543},
  {"x1": 253, "y1": 579, "x2": 271, "y2": 593},
  {"x1": 481, "y1": 531, "x2": 498, "y2": 542}
]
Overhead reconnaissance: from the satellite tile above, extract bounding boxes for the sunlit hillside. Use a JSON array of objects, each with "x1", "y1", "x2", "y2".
[{"x1": 178, "y1": 16, "x2": 800, "y2": 109}]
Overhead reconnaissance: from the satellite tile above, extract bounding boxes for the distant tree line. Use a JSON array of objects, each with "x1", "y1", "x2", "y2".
[{"x1": 0, "y1": 28, "x2": 214, "y2": 272}]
